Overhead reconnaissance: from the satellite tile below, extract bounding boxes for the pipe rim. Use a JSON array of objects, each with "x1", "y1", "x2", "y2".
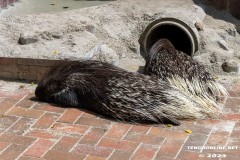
[{"x1": 139, "y1": 17, "x2": 199, "y2": 58}]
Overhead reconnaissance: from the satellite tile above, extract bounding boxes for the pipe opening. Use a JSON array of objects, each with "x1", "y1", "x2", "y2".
[
  {"x1": 146, "y1": 24, "x2": 192, "y2": 56},
  {"x1": 139, "y1": 18, "x2": 199, "y2": 59}
]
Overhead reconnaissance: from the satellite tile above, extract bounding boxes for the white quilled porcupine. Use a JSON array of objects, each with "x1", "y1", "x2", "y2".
[
  {"x1": 35, "y1": 60, "x2": 222, "y2": 125},
  {"x1": 144, "y1": 38, "x2": 228, "y2": 112}
]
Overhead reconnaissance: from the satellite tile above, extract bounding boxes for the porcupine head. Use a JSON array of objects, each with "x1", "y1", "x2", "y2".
[{"x1": 35, "y1": 68, "x2": 81, "y2": 107}]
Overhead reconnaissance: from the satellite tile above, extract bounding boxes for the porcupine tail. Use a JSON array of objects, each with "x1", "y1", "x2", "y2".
[{"x1": 157, "y1": 76, "x2": 222, "y2": 120}]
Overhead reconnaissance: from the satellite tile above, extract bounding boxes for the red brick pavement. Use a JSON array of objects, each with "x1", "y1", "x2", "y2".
[{"x1": 0, "y1": 82, "x2": 239, "y2": 160}]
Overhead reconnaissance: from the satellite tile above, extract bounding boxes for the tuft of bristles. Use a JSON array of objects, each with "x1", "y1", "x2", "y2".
[{"x1": 36, "y1": 60, "x2": 223, "y2": 125}]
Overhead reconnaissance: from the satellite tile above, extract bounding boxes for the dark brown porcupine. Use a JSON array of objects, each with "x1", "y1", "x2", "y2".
[
  {"x1": 35, "y1": 60, "x2": 220, "y2": 125},
  {"x1": 144, "y1": 38, "x2": 228, "y2": 109}
]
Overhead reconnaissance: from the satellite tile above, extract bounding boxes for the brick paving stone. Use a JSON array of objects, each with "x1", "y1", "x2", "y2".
[
  {"x1": 0, "y1": 83, "x2": 239, "y2": 160},
  {"x1": 222, "y1": 107, "x2": 239, "y2": 114},
  {"x1": 225, "y1": 138, "x2": 240, "y2": 157},
  {"x1": 72, "y1": 144, "x2": 113, "y2": 158},
  {"x1": 224, "y1": 98, "x2": 240, "y2": 113},
  {"x1": 75, "y1": 117, "x2": 111, "y2": 128},
  {"x1": 80, "y1": 127, "x2": 107, "y2": 145},
  {"x1": 0, "y1": 144, "x2": 28, "y2": 160},
  {"x1": 51, "y1": 122, "x2": 89, "y2": 135},
  {"x1": 221, "y1": 156, "x2": 240, "y2": 160},
  {"x1": 32, "y1": 113, "x2": 60, "y2": 129},
  {"x1": 85, "y1": 155, "x2": 107, "y2": 160},
  {"x1": 7, "y1": 107, "x2": 44, "y2": 119},
  {"x1": 44, "y1": 150, "x2": 86, "y2": 160},
  {"x1": 223, "y1": 107, "x2": 240, "y2": 114},
  {"x1": 177, "y1": 151, "x2": 203, "y2": 160},
  {"x1": 223, "y1": 149, "x2": 240, "y2": 157},
  {"x1": 222, "y1": 113, "x2": 240, "y2": 121},
  {"x1": 207, "y1": 131, "x2": 230, "y2": 146},
  {"x1": 230, "y1": 129, "x2": 240, "y2": 139},
  {"x1": 157, "y1": 139, "x2": 184, "y2": 158},
  {"x1": 155, "y1": 156, "x2": 176, "y2": 160},
  {"x1": 149, "y1": 127, "x2": 188, "y2": 141},
  {"x1": 0, "y1": 115, "x2": 19, "y2": 132},
  {"x1": 172, "y1": 121, "x2": 212, "y2": 135},
  {"x1": 228, "y1": 90, "x2": 239, "y2": 98},
  {"x1": 236, "y1": 91, "x2": 240, "y2": 97},
  {"x1": 228, "y1": 138, "x2": 240, "y2": 146},
  {"x1": 0, "y1": 90, "x2": 29, "y2": 99},
  {"x1": 105, "y1": 123, "x2": 131, "y2": 139},
  {"x1": 231, "y1": 83, "x2": 240, "y2": 91},
  {"x1": 16, "y1": 93, "x2": 36, "y2": 108},
  {"x1": 98, "y1": 138, "x2": 138, "y2": 151},
  {"x1": 233, "y1": 121, "x2": 240, "y2": 129},
  {"x1": 33, "y1": 103, "x2": 65, "y2": 113},
  {"x1": 131, "y1": 144, "x2": 158, "y2": 160},
  {"x1": 58, "y1": 108, "x2": 83, "y2": 123},
  {"x1": 52, "y1": 136, "x2": 79, "y2": 152},
  {"x1": 81, "y1": 111, "x2": 99, "y2": 118},
  {"x1": 182, "y1": 133, "x2": 208, "y2": 152},
  {"x1": 0, "y1": 141, "x2": 9, "y2": 152},
  {"x1": 0, "y1": 133, "x2": 36, "y2": 145},
  {"x1": 7, "y1": 117, "x2": 36, "y2": 135},
  {"x1": 123, "y1": 132, "x2": 164, "y2": 145},
  {"x1": 214, "y1": 121, "x2": 235, "y2": 132},
  {"x1": 23, "y1": 139, "x2": 54, "y2": 158},
  {"x1": 19, "y1": 156, "x2": 43, "y2": 160},
  {"x1": 201, "y1": 145, "x2": 238, "y2": 155},
  {"x1": 195, "y1": 119, "x2": 222, "y2": 126},
  {"x1": 203, "y1": 148, "x2": 240, "y2": 157},
  {"x1": 26, "y1": 130, "x2": 61, "y2": 140},
  {"x1": 128, "y1": 125, "x2": 151, "y2": 134},
  {"x1": 0, "y1": 98, "x2": 19, "y2": 114},
  {"x1": 108, "y1": 150, "x2": 132, "y2": 160}
]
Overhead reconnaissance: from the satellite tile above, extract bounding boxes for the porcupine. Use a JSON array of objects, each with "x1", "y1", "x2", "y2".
[
  {"x1": 144, "y1": 38, "x2": 228, "y2": 111},
  {"x1": 35, "y1": 60, "x2": 221, "y2": 125}
]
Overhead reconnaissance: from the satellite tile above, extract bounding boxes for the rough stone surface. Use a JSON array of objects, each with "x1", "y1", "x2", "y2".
[
  {"x1": 83, "y1": 44, "x2": 119, "y2": 66},
  {"x1": 0, "y1": 0, "x2": 239, "y2": 78},
  {"x1": 218, "y1": 39, "x2": 230, "y2": 51},
  {"x1": 222, "y1": 59, "x2": 240, "y2": 74},
  {"x1": 195, "y1": 20, "x2": 204, "y2": 31},
  {"x1": 193, "y1": 5, "x2": 206, "y2": 21},
  {"x1": 236, "y1": 24, "x2": 240, "y2": 34},
  {"x1": 18, "y1": 32, "x2": 38, "y2": 45},
  {"x1": 227, "y1": 27, "x2": 237, "y2": 37}
]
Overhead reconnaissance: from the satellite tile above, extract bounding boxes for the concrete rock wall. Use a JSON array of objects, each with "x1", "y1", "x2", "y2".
[
  {"x1": 205, "y1": 0, "x2": 240, "y2": 19},
  {"x1": 0, "y1": 0, "x2": 18, "y2": 8}
]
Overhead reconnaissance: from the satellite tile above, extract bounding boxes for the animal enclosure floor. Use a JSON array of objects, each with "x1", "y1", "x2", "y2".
[{"x1": 0, "y1": 80, "x2": 239, "y2": 160}]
